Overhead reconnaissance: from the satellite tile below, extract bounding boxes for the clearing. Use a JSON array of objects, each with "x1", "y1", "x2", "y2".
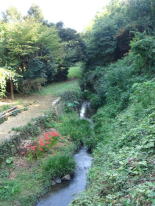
[{"x1": 0, "y1": 80, "x2": 79, "y2": 143}]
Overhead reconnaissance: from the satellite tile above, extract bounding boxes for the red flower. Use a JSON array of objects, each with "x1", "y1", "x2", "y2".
[
  {"x1": 44, "y1": 135, "x2": 51, "y2": 141},
  {"x1": 45, "y1": 141, "x2": 50, "y2": 145},
  {"x1": 30, "y1": 146, "x2": 37, "y2": 151},
  {"x1": 39, "y1": 147, "x2": 44, "y2": 151},
  {"x1": 39, "y1": 138, "x2": 45, "y2": 146},
  {"x1": 50, "y1": 131, "x2": 60, "y2": 137}
]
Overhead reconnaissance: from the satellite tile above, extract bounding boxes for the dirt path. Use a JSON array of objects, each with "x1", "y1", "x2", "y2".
[{"x1": 0, "y1": 94, "x2": 57, "y2": 143}]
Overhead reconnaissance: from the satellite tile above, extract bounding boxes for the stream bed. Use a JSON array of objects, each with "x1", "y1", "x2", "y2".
[{"x1": 37, "y1": 147, "x2": 92, "y2": 206}]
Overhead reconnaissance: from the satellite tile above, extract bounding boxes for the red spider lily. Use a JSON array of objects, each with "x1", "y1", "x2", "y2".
[
  {"x1": 44, "y1": 135, "x2": 51, "y2": 141},
  {"x1": 21, "y1": 129, "x2": 61, "y2": 158},
  {"x1": 30, "y1": 146, "x2": 37, "y2": 151},
  {"x1": 50, "y1": 131, "x2": 60, "y2": 137},
  {"x1": 39, "y1": 138, "x2": 45, "y2": 146}
]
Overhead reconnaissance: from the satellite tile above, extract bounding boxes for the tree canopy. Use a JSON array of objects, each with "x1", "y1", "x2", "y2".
[{"x1": 0, "y1": 5, "x2": 85, "y2": 97}]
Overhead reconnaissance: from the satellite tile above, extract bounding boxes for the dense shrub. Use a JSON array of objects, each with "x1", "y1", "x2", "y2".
[
  {"x1": 54, "y1": 112, "x2": 94, "y2": 149},
  {"x1": 60, "y1": 90, "x2": 82, "y2": 112},
  {"x1": 131, "y1": 34, "x2": 155, "y2": 72},
  {"x1": 42, "y1": 154, "x2": 75, "y2": 181},
  {"x1": 18, "y1": 78, "x2": 46, "y2": 94}
]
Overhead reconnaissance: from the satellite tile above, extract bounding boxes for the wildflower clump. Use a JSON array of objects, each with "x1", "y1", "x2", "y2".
[{"x1": 25, "y1": 130, "x2": 61, "y2": 158}]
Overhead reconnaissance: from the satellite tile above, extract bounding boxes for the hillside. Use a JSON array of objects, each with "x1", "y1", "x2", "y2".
[{"x1": 71, "y1": 0, "x2": 155, "y2": 205}]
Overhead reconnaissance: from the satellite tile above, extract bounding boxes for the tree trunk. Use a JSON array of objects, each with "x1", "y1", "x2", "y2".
[{"x1": 10, "y1": 80, "x2": 14, "y2": 100}]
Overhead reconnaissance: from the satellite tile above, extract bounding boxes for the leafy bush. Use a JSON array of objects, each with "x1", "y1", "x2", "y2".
[
  {"x1": 131, "y1": 34, "x2": 155, "y2": 72},
  {"x1": 42, "y1": 154, "x2": 75, "y2": 180},
  {"x1": 12, "y1": 123, "x2": 41, "y2": 137},
  {"x1": 54, "y1": 112, "x2": 93, "y2": 148},
  {"x1": 19, "y1": 78, "x2": 46, "y2": 94},
  {"x1": 60, "y1": 90, "x2": 82, "y2": 112},
  {"x1": 24, "y1": 131, "x2": 61, "y2": 158},
  {"x1": 130, "y1": 80, "x2": 155, "y2": 108}
]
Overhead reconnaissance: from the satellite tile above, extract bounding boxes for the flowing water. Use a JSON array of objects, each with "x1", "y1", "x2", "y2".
[
  {"x1": 80, "y1": 102, "x2": 90, "y2": 119},
  {"x1": 36, "y1": 102, "x2": 92, "y2": 206},
  {"x1": 37, "y1": 148, "x2": 92, "y2": 206}
]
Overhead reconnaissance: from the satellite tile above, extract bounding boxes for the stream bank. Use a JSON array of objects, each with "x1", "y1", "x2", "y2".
[
  {"x1": 37, "y1": 148, "x2": 92, "y2": 206},
  {"x1": 37, "y1": 102, "x2": 93, "y2": 206},
  {"x1": 0, "y1": 99, "x2": 93, "y2": 206}
]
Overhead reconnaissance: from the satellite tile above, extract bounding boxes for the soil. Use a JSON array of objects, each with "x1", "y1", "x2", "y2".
[{"x1": 0, "y1": 94, "x2": 57, "y2": 143}]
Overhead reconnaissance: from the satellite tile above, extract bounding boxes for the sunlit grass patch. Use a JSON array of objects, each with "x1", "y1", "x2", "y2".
[
  {"x1": 37, "y1": 79, "x2": 80, "y2": 96},
  {"x1": 67, "y1": 63, "x2": 82, "y2": 79}
]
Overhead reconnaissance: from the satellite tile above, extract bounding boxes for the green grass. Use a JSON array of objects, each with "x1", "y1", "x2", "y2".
[
  {"x1": 0, "y1": 105, "x2": 11, "y2": 113},
  {"x1": 37, "y1": 79, "x2": 80, "y2": 96},
  {"x1": 67, "y1": 63, "x2": 82, "y2": 79}
]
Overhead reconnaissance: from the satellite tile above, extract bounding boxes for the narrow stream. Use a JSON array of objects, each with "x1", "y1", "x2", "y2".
[
  {"x1": 36, "y1": 102, "x2": 92, "y2": 206},
  {"x1": 37, "y1": 148, "x2": 92, "y2": 206}
]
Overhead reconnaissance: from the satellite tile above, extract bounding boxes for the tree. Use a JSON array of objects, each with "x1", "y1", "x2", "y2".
[
  {"x1": 56, "y1": 24, "x2": 86, "y2": 66},
  {"x1": 27, "y1": 4, "x2": 43, "y2": 22},
  {"x1": 0, "y1": 8, "x2": 64, "y2": 86},
  {"x1": 1, "y1": 7, "x2": 22, "y2": 22}
]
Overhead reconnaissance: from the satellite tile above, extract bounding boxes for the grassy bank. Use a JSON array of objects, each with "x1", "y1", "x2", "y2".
[
  {"x1": 71, "y1": 81, "x2": 155, "y2": 206},
  {"x1": 0, "y1": 111, "x2": 76, "y2": 206},
  {"x1": 0, "y1": 107, "x2": 92, "y2": 206}
]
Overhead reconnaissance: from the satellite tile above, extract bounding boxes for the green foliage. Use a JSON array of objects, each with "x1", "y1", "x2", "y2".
[
  {"x1": 12, "y1": 123, "x2": 41, "y2": 137},
  {"x1": 70, "y1": 2, "x2": 155, "y2": 203},
  {"x1": 5, "y1": 157, "x2": 13, "y2": 164},
  {"x1": 81, "y1": 0, "x2": 155, "y2": 110},
  {"x1": 71, "y1": 80, "x2": 155, "y2": 206},
  {"x1": 0, "y1": 111, "x2": 55, "y2": 160},
  {"x1": 60, "y1": 90, "x2": 82, "y2": 112},
  {"x1": 0, "y1": 68, "x2": 19, "y2": 97},
  {"x1": 54, "y1": 112, "x2": 93, "y2": 149},
  {"x1": 37, "y1": 79, "x2": 80, "y2": 96},
  {"x1": 67, "y1": 63, "x2": 83, "y2": 79},
  {"x1": 0, "y1": 105, "x2": 11, "y2": 113},
  {"x1": 56, "y1": 23, "x2": 86, "y2": 66},
  {"x1": 41, "y1": 154, "x2": 75, "y2": 181},
  {"x1": 130, "y1": 80, "x2": 155, "y2": 108},
  {"x1": 0, "y1": 6, "x2": 85, "y2": 96},
  {"x1": 19, "y1": 77, "x2": 46, "y2": 94},
  {"x1": 131, "y1": 34, "x2": 155, "y2": 72},
  {"x1": 0, "y1": 180, "x2": 20, "y2": 201},
  {"x1": 83, "y1": 0, "x2": 154, "y2": 69}
]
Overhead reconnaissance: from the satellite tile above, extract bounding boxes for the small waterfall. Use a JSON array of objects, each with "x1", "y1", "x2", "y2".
[
  {"x1": 80, "y1": 102, "x2": 93, "y2": 128},
  {"x1": 80, "y1": 102, "x2": 90, "y2": 119}
]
